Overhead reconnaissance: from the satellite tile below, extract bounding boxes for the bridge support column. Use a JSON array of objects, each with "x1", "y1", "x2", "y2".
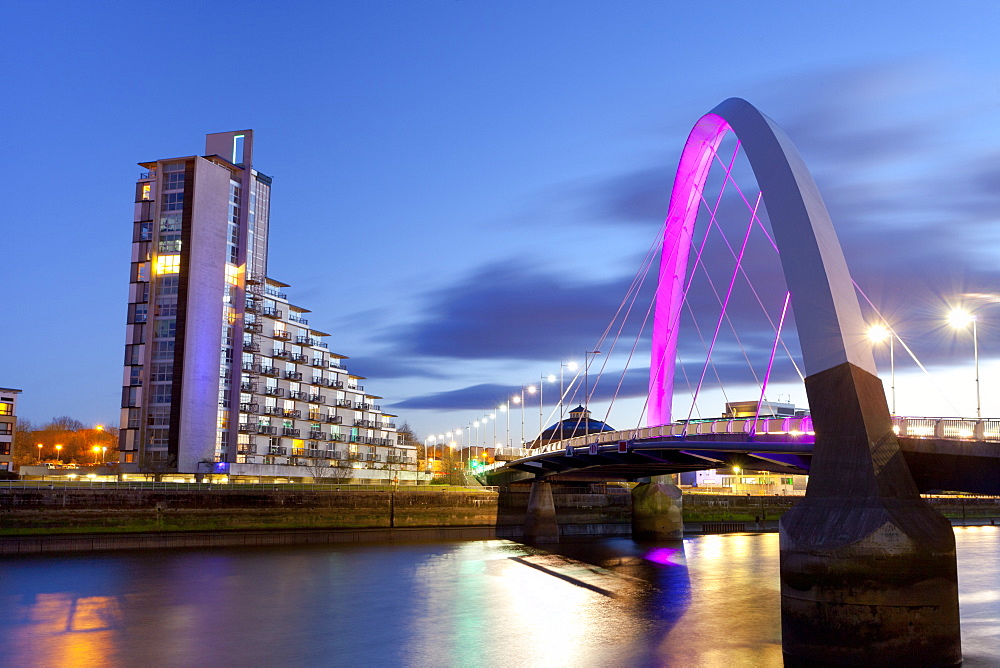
[
  {"x1": 524, "y1": 479, "x2": 559, "y2": 543},
  {"x1": 780, "y1": 363, "x2": 961, "y2": 665},
  {"x1": 631, "y1": 475, "x2": 683, "y2": 539}
]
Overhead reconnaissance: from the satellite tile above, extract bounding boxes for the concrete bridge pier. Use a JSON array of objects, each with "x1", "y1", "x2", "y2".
[
  {"x1": 631, "y1": 475, "x2": 683, "y2": 539},
  {"x1": 523, "y1": 479, "x2": 559, "y2": 543},
  {"x1": 780, "y1": 363, "x2": 961, "y2": 665}
]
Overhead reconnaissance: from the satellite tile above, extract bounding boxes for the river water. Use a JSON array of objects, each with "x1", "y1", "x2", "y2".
[{"x1": 2, "y1": 527, "x2": 998, "y2": 666}]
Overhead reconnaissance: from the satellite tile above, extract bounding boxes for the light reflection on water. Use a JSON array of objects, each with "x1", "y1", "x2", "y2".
[{"x1": 0, "y1": 528, "x2": 998, "y2": 666}]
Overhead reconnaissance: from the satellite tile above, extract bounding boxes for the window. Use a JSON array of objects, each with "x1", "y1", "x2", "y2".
[
  {"x1": 149, "y1": 384, "x2": 173, "y2": 404},
  {"x1": 150, "y1": 362, "x2": 173, "y2": 382},
  {"x1": 155, "y1": 255, "x2": 180, "y2": 275},
  {"x1": 148, "y1": 406, "x2": 170, "y2": 426},
  {"x1": 140, "y1": 183, "x2": 152, "y2": 201},
  {"x1": 125, "y1": 344, "x2": 142, "y2": 365},
  {"x1": 154, "y1": 319, "x2": 176, "y2": 339},
  {"x1": 0, "y1": 442, "x2": 10, "y2": 455},
  {"x1": 152, "y1": 340, "x2": 174, "y2": 360},
  {"x1": 154, "y1": 297, "x2": 177, "y2": 317},
  {"x1": 127, "y1": 408, "x2": 141, "y2": 428},
  {"x1": 0, "y1": 423, "x2": 12, "y2": 435},
  {"x1": 159, "y1": 213, "x2": 182, "y2": 232},
  {"x1": 157, "y1": 275, "x2": 179, "y2": 296},
  {"x1": 132, "y1": 262, "x2": 149, "y2": 282},
  {"x1": 136, "y1": 221, "x2": 153, "y2": 241},
  {"x1": 164, "y1": 172, "x2": 185, "y2": 191},
  {"x1": 158, "y1": 237, "x2": 182, "y2": 253},
  {"x1": 162, "y1": 192, "x2": 184, "y2": 211},
  {"x1": 162, "y1": 161, "x2": 185, "y2": 172},
  {"x1": 129, "y1": 366, "x2": 143, "y2": 386}
]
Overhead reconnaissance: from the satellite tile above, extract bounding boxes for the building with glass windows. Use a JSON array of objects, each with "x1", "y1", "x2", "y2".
[
  {"x1": 0, "y1": 388, "x2": 22, "y2": 473},
  {"x1": 119, "y1": 131, "x2": 418, "y2": 481}
]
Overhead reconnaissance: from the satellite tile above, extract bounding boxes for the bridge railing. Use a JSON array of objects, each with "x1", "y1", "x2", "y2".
[{"x1": 487, "y1": 415, "x2": 1000, "y2": 470}]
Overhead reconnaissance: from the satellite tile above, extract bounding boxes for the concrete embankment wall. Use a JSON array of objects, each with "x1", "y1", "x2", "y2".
[
  {"x1": 0, "y1": 488, "x2": 499, "y2": 536},
  {"x1": 497, "y1": 487, "x2": 633, "y2": 537}
]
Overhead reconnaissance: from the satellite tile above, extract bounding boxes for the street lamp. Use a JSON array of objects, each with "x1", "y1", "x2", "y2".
[
  {"x1": 733, "y1": 466, "x2": 741, "y2": 495},
  {"x1": 867, "y1": 323, "x2": 895, "y2": 415},
  {"x1": 55, "y1": 444, "x2": 63, "y2": 464},
  {"x1": 499, "y1": 403, "x2": 509, "y2": 448},
  {"x1": 36, "y1": 444, "x2": 43, "y2": 464},
  {"x1": 948, "y1": 308, "x2": 980, "y2": 419},
  {"x1": 92, "y1": 446, "x2": 101, "y2": 464},
  {"x1": 512, "y1": 394, "x2": 523, "y2": 447}
]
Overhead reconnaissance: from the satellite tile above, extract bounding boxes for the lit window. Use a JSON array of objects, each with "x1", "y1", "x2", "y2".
[
  {"x1": 0, "y1": 403, "x2": 11, "y2": 416},
  {"x1": 155, "y1": 255, "x2": 181, "y2": 274},
  {"x1": 225, "y1": 264, "x2": 240, "y2": 286},
  {"x1": 141, "y1": 183, "x2": 152, "y2": 201}
]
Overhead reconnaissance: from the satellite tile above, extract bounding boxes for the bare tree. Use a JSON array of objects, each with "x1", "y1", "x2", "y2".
[{"x1": 305, "y1": 459, "x2": 354, "y2": 484}]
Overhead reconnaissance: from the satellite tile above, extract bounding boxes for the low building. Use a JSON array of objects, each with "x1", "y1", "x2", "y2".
[
  {"x1": 529, "y1": 405, "x2": 616, "y2": 448},
  {"x1": 0, "y1": 388, "x2": 22, "y2": 473}
]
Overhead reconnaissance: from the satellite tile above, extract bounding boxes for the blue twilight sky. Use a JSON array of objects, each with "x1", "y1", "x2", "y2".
[{"x1": 3, "y1": 1, "x2": 1000, "y2": 439}]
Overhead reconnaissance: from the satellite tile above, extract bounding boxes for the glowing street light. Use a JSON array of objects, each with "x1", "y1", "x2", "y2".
[
  {"x1": 36, "y1": 443, "x2": 43, "y2": 464},
  {"x1": 948, "y1": 308, "x2": 980, "y2": 418},
  {"x1": 867, "y1": 323, "x2": 895, "y2": 414},
  {"x1": 55, "y1": 444, "x2": 63, "y2": 464}
]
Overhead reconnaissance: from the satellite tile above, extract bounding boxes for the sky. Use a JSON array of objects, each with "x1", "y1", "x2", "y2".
[{"x1": 3, "y1": 1, "x2": 1000, "y2": 441}]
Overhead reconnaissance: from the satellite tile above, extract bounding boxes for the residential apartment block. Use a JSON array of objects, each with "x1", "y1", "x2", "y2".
[
  {"x1": 0, "y1": 388, "x2": 21, "y2": 472},
  {"x1": 120, "y1": 131, "x2": 418, "y2": 481}
]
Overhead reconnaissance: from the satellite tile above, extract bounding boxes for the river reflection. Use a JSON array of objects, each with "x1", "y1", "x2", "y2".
[{"x1": 1, "y1": 527, "x2": 998, "y2": 666}]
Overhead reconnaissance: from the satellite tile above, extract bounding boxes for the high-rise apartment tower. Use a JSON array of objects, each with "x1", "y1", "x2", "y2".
[{"x1": 120, "y1": 132, "x2": 415, "y2": 480}]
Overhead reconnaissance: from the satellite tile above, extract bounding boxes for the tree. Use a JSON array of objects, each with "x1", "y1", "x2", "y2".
[
  {"x1": 304, "y1": 459, "x2": 354, "y2": 483},
  {"x1": 140, "y1": 454, "x2": 177, "y2": 482}
]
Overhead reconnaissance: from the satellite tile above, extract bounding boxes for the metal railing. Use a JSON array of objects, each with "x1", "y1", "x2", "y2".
[{"x1": 486, "y1": 415, "x2": 1000, "y2": 469}]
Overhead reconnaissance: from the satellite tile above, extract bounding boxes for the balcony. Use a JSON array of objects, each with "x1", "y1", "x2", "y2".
[
  {"x1": 282, "y1": 428, "x2": 300, "y2": 437},
  {"x1": 308, "y1": 431, "x2": 327, "y2": 441},
  {"x1": 243, "y1": 342, "x2": 260, "y2": 353},
  {"x1": 330, "y1": 451, "x2": 344, "y2": 460},
  {"x1": 289, "y1": 390, "x2": 307, "y2": 400},
  {"x1": 273, "y1": 348, "x2": 292, "y2": 360},
  {"x1": 312, "y1": 358, "x2": 326, "y2": 367},
  {"x1": 324, "y1": 415, "x2": 342, "y2": 424},
  {"x1": 329, "y1": 360, "x2": 344, "y2": 370},
  {"x1": 289, "y1": 314, "x2": 309, "y2": 325},
  {"x1": 239, "y1": 382, "x2": 257, "y2": 393},
  {"x1": 283, "y1": 409, "x2": 301, "y2": 419},
  {"x1": 262, "y1": 386, "x2": 284, "y2": 397},
  {"x1": 263, "y1": 307, "x2": 283, "y2": 319},
  {"x1": 245, "y1": 302, "x2": 260, "y2": 313},
  {"x1": 330, "y1": 433, "x2": 345, "y2": 442},
  {"x1": 238, "y1": 423, "x2": 257, "y2": 433},
  {"x1": 239, "y1": 403, "x2": 259, "y2": 414},
  {"x1": 265, "y1": 287, "x2": 287, "y2": 300},
  {"x1": 291, "y1": 353, "x2": 308, "y2": 364},
  {"x1": 242, "y1": 362, "x2": 261, "y2": 374},
  {"x1": 336, "y1": 399, "x2": 353, "y2": 409},
  {"x1": 244, "y1": 322, "x2": 263, "y2": 333},
  {"x1": 330, "y1": 380, "x2": 344, "y2": 389},
  {"x1": 267, "y1": 446, "x2": 287, "y2": 456},
  {"x1": 308, "y1": 412, "x2": 322, "y2": 421},
  {"x1": 264, "y1": 406, "x2": 284, "y2": 416},
  {"x1": 237, "y1": 443, "x2": 257, "y2": 455},
  {"x1": 355, "y1": 419, "x2": 374, "y2": 428},
  {"x1": 356, "y1": 403, "x2": 374, "y2": 411},
  {"x1": 284, "y1": 371, "x2": 303, "y2": 381},
  {"x1": 258, "y1": 425, "x2": 277, "y2": 436},
  {"x1": 311, "y1": 376, "x2": 326, "y2": 385},
  {"x1": 273, "y1": 331, "x2": 291, "y2": 341},
  {"x1": 308, "y1": 394, "x2": 326, "y2": 404},
  {"x1": 261, "y1": 366, "x2": 280, "y2": 377}
]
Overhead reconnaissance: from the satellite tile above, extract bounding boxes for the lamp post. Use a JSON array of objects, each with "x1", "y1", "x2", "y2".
[
  {"x1": 512, "y1": 394, "x2": 523, "y2": 447},
  {"x1": 55, "y1": 444, "x2": 63, "y2": 464},
  {"x1": 867, "y1": 324, "x2": 895, "y2": 415},
  {"x1": 500, "y1": 402, "x2": 510, "y2": 448},
  {"x1": 36, "y1": 444, "x2": 43, "y2": 464},
  {"x1": 92, "y1": 446, "x2": 101, "y2": 464},
  {"x1": 948, "y1": 308, "x2": 980, "y2": 419},
  {"x1": 734, "y1": 466, "x2": 741, "y2": 495}
]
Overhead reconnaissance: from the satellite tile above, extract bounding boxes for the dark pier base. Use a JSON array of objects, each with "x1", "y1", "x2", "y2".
[
  {"x1": 781, "y1": 362, "x2": 962, "y2": 665},
  {"x1": 523, "y1": 480, "x2": 559, "y2": 543},
  {"x1": 631, "y1": 476, "x2": 684, "y2": 540}
]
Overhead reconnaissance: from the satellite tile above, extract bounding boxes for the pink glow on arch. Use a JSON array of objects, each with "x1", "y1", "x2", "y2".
[{"x1": 649, "y1": 114, "x2": 733, "y2": 426}]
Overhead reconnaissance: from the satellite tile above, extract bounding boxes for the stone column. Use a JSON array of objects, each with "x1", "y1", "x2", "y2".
[
  {"x1": 780, "y1": 362, "x2": 961, "y2": 665},
  {"x1": 524, "y1": 479, "x2": 559, "y2": 543},
  {"x1": 631, "y1": 475, "x2": 683, "y2": 539}
]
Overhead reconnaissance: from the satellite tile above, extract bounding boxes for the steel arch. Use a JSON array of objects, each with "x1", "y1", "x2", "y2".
[{"x1": 648, "y1": 98, "x2": 875, "y2": 425}]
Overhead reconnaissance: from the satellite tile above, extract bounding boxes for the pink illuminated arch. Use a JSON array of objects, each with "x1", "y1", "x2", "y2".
[{"x1": 648, "y1": 98, "x2": 876, "y2": 425}]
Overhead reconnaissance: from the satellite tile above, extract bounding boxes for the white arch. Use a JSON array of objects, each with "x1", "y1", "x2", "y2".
[{"x1": 649, "y1": 98, "x2": 874, "y2": 425}]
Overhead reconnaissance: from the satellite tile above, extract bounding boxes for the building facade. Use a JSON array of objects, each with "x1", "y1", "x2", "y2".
[
  {"x1": 120, "y1": 131, "x2": 417, "y2": 481},
  {"x1": 0, "y1": 388, "x2": 21, "y2": 472}
]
